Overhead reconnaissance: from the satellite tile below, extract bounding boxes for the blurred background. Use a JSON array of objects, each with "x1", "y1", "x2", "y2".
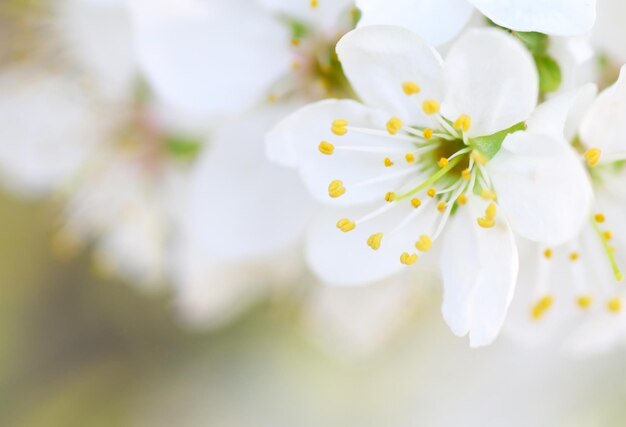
[{"x1": 3, "y1": 0, "x2": 626, "y2": 426}]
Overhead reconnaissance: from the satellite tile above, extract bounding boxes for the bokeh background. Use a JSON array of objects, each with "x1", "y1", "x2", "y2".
[{"x1": 3, "y1": 0, "x2": 626, "y2": 426}]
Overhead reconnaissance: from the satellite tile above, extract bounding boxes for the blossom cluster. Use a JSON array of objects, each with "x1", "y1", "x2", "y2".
[{"x1": 4, "y1": 0, "x2": 626, "y2": 354}]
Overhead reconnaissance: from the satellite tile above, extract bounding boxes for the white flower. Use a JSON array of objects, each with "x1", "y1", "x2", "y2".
[
  {"x1": 593, "y1": 0, "x2": 626, "y2": 64},
  {"x1": 267, "y1": 25, "x2": 593, "y2": 346},
  {"x1": 129, "y1": 0, "x2": 354, "y2": 115},
  {"x1": 356, "y1": 0, "x2": 596, "y2": 46},
  {"x1": 506, "y1": 67, "x2": 626, "y2": 353}
]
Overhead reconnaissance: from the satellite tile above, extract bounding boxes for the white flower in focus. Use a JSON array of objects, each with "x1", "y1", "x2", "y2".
[
  {"x1": 506, "y1": 68, "x2": 626, "y2": 353},
  {"x1": 268, "y1": 26, "x2": 593, "y2": 346},
  {"x1": 356, "y1": 0, "x2": 596, "y2": 46}
]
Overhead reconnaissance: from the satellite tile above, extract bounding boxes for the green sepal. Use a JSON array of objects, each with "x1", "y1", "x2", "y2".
[
  {"x1": 289, "y1": 20, "x2": 310, "y2": 41},
  {"x1": 535, "y1": 54, "x2": 562, "y2": 94},
  {"x1": 165, "y1": 135, "x2": 202, "y2": 162},
  {"x1": 469, "y1": 122, "x2": 526, "y2": 159}
]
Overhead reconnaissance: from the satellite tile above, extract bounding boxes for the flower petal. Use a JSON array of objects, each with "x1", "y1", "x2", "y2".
[
  {"x1": 440, "y1": 196, "x2": 518, "y2": 347},
  {"x1": 306, "y1": 203, "x2": 440, "y2": 285},
  {"x1": 336, "y1": 25, "x2": 445, "y2": 126},
  {"x1": 468, "y1": 0, "x2": 596, "y2": 36},
  {"x1": 265, "y1": 99, "x2": 416, "y2": 206},
  {"x1": 526, "y1": 84, "x2": 597, "y2": 142},
  {"x1": 355, "y1": 0, "x2": 474, "y2": 46},
  {"x1": 259, "y1": 0, "x2": 354, "y2": 32},
  {"x1": 130, "y1": 0, "x2": 291, "y2": 115},
  {"x1": 442, "y1": 28, "x2": 538, "y2": 138},
  {"x1": 188, "y1": 105, "x2": 316, "y2": 261},
  {"x1": 580, "y1": 65, "x2": 626, "y2": 156},
  {"x1": 488, "y1": 131, "x2": 593, "y2": 246}
]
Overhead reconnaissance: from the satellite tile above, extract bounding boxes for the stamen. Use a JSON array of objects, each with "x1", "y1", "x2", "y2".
[
  {"x1": 481, "y1": 189, "x2": 497, "y2": 200},
  {"x1": 577, "y1": 295, "x2": 593, "y2": 309},
  {"x1": 411, "y1": 198, "x2": 422, "y2": 208},
  {"x1": 423, "y1": 128, "x2": 434, "y2": 139},
  {"x1": 461, "y1": 169, "x2": 471, "y2": 180},
  {"x1": 384, "y1": 192, "x2": 396, "y2": 202},
  {"x1": 405, "y1": 153, "x2": 415, "y2": 163},
  {"x1": 415, "y1": 235, "x2": 432, "y2": 252},
  {"x1": 569, "y1": 252, "x2": 580, "y2": 261},
  {"x1": 544, "y1": 248, "x2": 553, "y2": 259},
  {"x1": 437, "y1": 157, "x2": 449, "y2": 168},
  {"x1": 367, "y1": 233, "x2": 383, "y2": 250},
  {"x1": 331, "y1": 119, "x2": 348, "y2": 136},
  {"x1": 453, "y1": 114, "x2": 471, "y2": 132},
  {"x1": 402, "y1": 81, "x2": 421, "y2": 95},
  {"x1": 471, "y1": 151, "x2": 487, "y2": 166},
  {"x1": 396, "y1": 155, "x2": 464, "y2": 200},
  {"x1": 310, "y1": 0, "x2": 318, "y2": 8},
  {"x1": 607, "y1": 297, "x2": 621, "y2": 313},
  {"x1": 591, "y1": 219, "x2": 624, "y2": 282},
  {"x1": 384, "y1": 157, "x2": 394, "y2": 167},
  {"x1": 400, "y1": 252, "x2": 418, "y2": 265},
  {"x1": 386, "y1": 117, "x2": 403, "y2": 135},
  {"x1": 595, "y1": 213, "x2": 605, "y2": 223},
  {"x1": 318, "y1": 141, "x2": 335, "y2": 155},
  {"x1": 437, "y1": 201, "x2": 447, "y2": 213},
  {"x1": 422, "y1": 100, "x2": 440, "y2": 115},
  {"x1": 584, "y1": 148, "x2": 601, "y2": 167},
  {"x1": 336, "y1": 218, "x2": 355, "y2": 232},
  {"x1": 457, "y1": 194, "x2": 467, "y2": 205},
  {"x1": 531, "y1": 295, "x2": 554, "y2": 320},
  {"x1": 427, "y1": 188, "x2": 437, "y2": 198},
  {"x1": 328, "y1": 180, "x2": 346, "y2": 198}
]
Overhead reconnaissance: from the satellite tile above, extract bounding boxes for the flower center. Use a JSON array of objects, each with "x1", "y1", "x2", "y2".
[{"x1": 320, "y1": 81, "x2": 505, "y2": 266}]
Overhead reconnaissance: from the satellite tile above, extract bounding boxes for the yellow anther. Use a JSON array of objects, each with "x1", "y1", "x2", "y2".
[
  {"x1": 481, "y1": 189, "x2": 497, "y2": 200},
  {"x1": 485, "y1": 202, "x2": 497, "y2": 219},
  {"x1": 461, "y1": 169, "x2": 471, "y2": 180},
  {"x1": 471, "y1": 151, "x2": 487, "y2": 165},
  {"x1": 477, "y1": 217, "x2": 495, "y2": 229},
  {"x1": 385, "y1": 192, "x2": 396, "y2": 202},
  {"x1": 318, "y1": 141, "x2": 335, "y2": 155},
  {"x1": 310, "y1": 0, "x2": 318, "y2": 8},
  {"x1": 384, "y1": 157, "x2": 394, "y2": 167},
  {"x1": 422, "y1": 99, "x2": 440, "y2": 115},
  {"x1": 453, "y1": 114, "x2": 471, "y2": 132},
  {"x1": 544, "y1": 248, "x2": 553, "y2": 259},
  {"x1": 608, "y1": 297, "x2": 622, "y2": 313},
  {"x1": 291, "y1": 60, "x2": 301, "y2": 70},
  {"x1": 267, "y1": 94, "x2": 278, "y2": 103},
  {"x1": 336, "y1": 218, "x2": 355, "y2": 232},
  {"x1": 438, "y1": 157, "x2": 449, "y2": 168},
  {"x1": 400, "y1": 252, "x2": 418, "y2": 265},
  {"x1": 386, "y1": 117, "x2": 403, "y2": 135},
  {"x1": 595, "y1": 213, "x2": 606, "y2": 223},
  {"x1": 405, "y1": 153, "x2": 415, "y2": 163},
  {"x1": 422, "y1": 128, "x2": 434, "y2": 139},
  {"x1": 569, "y1": 252, "x2": 580, "y2": 261},
  {"x1": 411, "y1": 198, "x2": 422, "y2": 208},
  {"x1": 437, "y1": 201, "x2": 447, "y2": 213},
  {"x1": 531, "y1": 295, "x2": 554, "y2": 320},
  {"x1": 291, "y1": 38, "x2": 301, "y2": 47},
  {"x1": 457, "y1": 194, "x2": 468, "y2": 206},
  {"x1": 328, "y1": 180, "x2": 346, "y2": 198},
  {"x1": 367, "y1": 233, "x2": 383, "y2": 250},
  {"x1": 331, "y1": 119, "x2": 348, "y2": 136},
  {"x1": 427, "y1": 188, "x2": 437, "y2": 198},
  {"x1": 415, "y1": 235, "x2": 433, "y2": 252},
  {"x1": 402, "y1": 81, "x2": 421, "y2": 95},
  {"x1": 604, "y1": 231, "x2": 613, "y2": 241},
  {"x1": 577, "y1": 295, "x2": 593, "y2": 309},
  {"x1": 584, "y1": 148, "x2": 602, "y2": 167}
]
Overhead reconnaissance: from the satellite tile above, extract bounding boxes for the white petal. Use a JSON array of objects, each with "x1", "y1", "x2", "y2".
[
  {"x1": 526, "y1": 84, "x2": 597, "y2": 141},
  {"x1": 549, "y1": 36, "x2": 595, "y2": 94},
  {"x1": 593, "y1": 0, "x2": 626, "y2": 63},
  {"x1": 187, "y1": 105, "x2": 317, "y2": 261},
  {"x1": 130, "y1": 0, "x2": 291, "y2": 115},
  {"x1": 306, "y1": 203, "x2": 440, "y2": 285},
  {"x1": 468, "y1": 0, "x2": 596, "y2": 36},
  {"x1": 265, "y1": 99, "x2": 415, "y2": 206},
  {"x1": 0, "y1": 70, "x2": 102, "y2": 197},
  {"x1": 440, "y1": 197, "x2": 518, "y2": 347},
  {"x1": 580, "y1": 65, "x2": 626, "y2": 156},
  {"x1": 442, "y1": 28, "x2": 538, "y2": 138},
  {"x1": 336, "y1": 25, "x2": 445, "y2": 126},
  {"x1": 488, "y1": 131, "x2": 593, "y2": 246},
  {"x1": 355, "y1": 0, "x2": 474, "y2": 46}
]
